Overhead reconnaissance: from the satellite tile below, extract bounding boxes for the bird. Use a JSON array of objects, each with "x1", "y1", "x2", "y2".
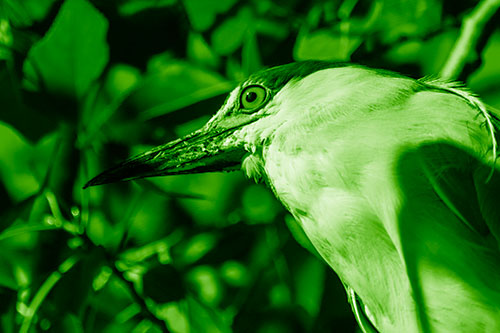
[{"x1": 85, "y1": 61, "x2": 500, "y2": 332}]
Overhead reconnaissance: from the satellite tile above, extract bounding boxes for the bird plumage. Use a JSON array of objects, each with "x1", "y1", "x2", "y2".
[
  {"x1": 239, "y1": 65, "x2": 500, "y2": 331},
  {"x1": 86, "y1": 61, "x2": 500, "y2": 332}
]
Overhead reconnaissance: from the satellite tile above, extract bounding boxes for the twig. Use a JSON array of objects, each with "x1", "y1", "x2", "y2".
[
  {"x1": 440, "y1": 0, "x2": 500, "y2": 80},
  {"x1": 77, "y1": 231, "x2": 170, "y2": 332},
  {"x1": 20, "y1": 255, "x2": 81, "y2": 333},
  {"x1": 109, "y1": 263, "x2": 170, "y2": 333}
]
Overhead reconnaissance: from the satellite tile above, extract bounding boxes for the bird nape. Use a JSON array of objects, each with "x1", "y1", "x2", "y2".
[{"x1": 84, "y1": 61, "x2": 500, "y2": 332}]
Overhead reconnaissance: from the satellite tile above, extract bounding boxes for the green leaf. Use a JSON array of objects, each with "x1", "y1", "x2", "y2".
[
  {"x1": 241, "y1": 185, "x2": 280, "y2": 224},
  {"x1": 22, "y1": 0, "x2": 109, "y2": 99},
  {"x1": 0, "y1": 220, "x2": 58, "y2": 242},
  {"x1": 156, "y1": 302, "x2": 189, "y2": 333},
  {"x1": 0, "y1": 18, "x2": 13, "y2": 53},
  {"x1": 149, "y1": 172, "x2": 243, "y2": 226},
  {"x1": 0, "y1": 64, "x2": 57, "y2": 141},
  {"x1": 293, "y1": 256, "x2": 325, "y2": 319},
  {"x1": 47, "y1": 249, "x2": 104, "y2": 318},
  {"x1": 0, "y1": 245, "x2": 18, "y2": 290},
  {"x1": 0, "y1": 194, "x2": 37, "y2": 233},
  {"x1": 0, "y1": 288, "x2": 16, "y2": 333},
  {"x1": 186, "y1": 295, "x2": 231, "y2": 333},
  {"x1": 173, "y1": 233, "x2": 218, "y2": 265},
  {"x1": 211, "y1": 8, "x2": 252, "y2": 55},
  {"x1": 242, "y1": 30, "x2": 262, "y2": 75},
  {"x1": 468, "y1": 31, "x2": 500, "y2": 99},
  {"x1": 2, "y1": 0, "x2": 58, "y2": 27},
  {"x1": 284, "y1": 215, "x2": 321, "y2": 259},
  {"x1": 183, "y1": 0, "x2": 237, "y2": 31},
  {"x1": 142, "y1": 265, "x2": 185, "y2": 303},
  {"x1": 31, "y1": 130, "x2": 61, "y2": 187},
  {"x1": 59, "y1": 314, "x2": 84, "y2": 333},
  {"x1": 371, "y1": 0, "x2": 442, "y2": 43},
  {"x1": 293, "y1": 29, "x2": 362, "y2": 62},
  {"x1": 255, "y1": 18, "x2": 289, "y2": 40},
  {"x1": 186, "y1": 266, "x2": 221, "y2": 306},
  {"x1": 219, "y1": 260, "x2": 249, "y2": 287},
  {"x1": 78, "y1": 64, "x2": 141, "y2": 147},
  {"x1": 19, "y1": 254, "x2": 82, "y2": 333},
  {"x1": 128, "y1": 58, "x2": 233, "y2": 120},
  {"x1": 118, "y1": 0, "x2": 176, "y2": 16},
  {"x1": 419, "y1": 30, "x2": 458, "y2": 76},
  {"x1": 0, "y1": 122, "x2": 39, "y2": 202},
  {"x1": 187, "y1": 32, "x2": 220, "y2": 68},
  {"x1": 86, "y1": 211, "x2": 123, "y2": 250}
]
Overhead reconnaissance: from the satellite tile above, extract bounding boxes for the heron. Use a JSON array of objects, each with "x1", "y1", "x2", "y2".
[{"x1": 85, "y1": 61, "x2": 500, "y2": 332}]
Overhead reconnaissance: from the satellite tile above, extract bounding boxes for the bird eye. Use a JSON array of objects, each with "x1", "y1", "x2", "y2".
[{"x1": 240, "y1": 85, "x2": 268, "y2": 111}]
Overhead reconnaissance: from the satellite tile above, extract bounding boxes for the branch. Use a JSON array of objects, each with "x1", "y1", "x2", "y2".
[
  {"x1": 78, "y1": 231, "x2": 170, "y2": 332},
  {"x1": 109, "y1": 263, "x2": 171, "y2": 333},
  {"x1": 440, "y1": 0, "x2": 500, "y2": 80}
]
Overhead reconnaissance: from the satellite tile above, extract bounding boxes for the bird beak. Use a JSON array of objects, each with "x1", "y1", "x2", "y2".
[{"x1": 83, "y1": 124, "x2": 247, "y2": 189}]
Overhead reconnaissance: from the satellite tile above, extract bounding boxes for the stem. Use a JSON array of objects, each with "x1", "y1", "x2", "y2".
[
  {"x1": 440, "y1": 0, "x2": 500, "y2": 80},
  {"x1": 19, "y1": 255, "x2": 81, "y2": 333},
  {"x1": 109, "y1": 263, "x2": 170, "y2": 333}
]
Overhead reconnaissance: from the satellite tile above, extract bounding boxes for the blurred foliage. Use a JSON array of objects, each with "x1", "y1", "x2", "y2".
[{"x1": 0, "y1": 0, "x2": 499, "y2": 332}]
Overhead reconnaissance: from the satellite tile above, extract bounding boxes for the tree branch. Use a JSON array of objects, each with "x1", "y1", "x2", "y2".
[
  {"x1": 440, "y1": 0, "x2": 500, "y2": 80},
  {"x1": 109, "y1": 263, "x2": 171, "y2": 333}
]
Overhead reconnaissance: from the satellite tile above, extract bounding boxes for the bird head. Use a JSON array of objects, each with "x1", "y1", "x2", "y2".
[{"x1": 84, "y1": 61, "x2": 376, "y2": 188}]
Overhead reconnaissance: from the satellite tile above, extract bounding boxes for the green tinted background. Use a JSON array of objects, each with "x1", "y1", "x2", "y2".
[{"x1": 1, "y1": 0, "x2": 499, "y2": 332}]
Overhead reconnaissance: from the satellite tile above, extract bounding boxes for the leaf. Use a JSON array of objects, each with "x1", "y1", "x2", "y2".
[
  {"x1": 86, "y1": 211, "x2": 123, "y2": 250},
  {"x1": 149, "y1": 171, "x2": 243, "y2": 226},
  {"x1": 0, "y1": 193, "x2": 36, "y2": 233},
  {"x1": 0, "y1": 221, "x2": 58, "y2": 242},
  {"x1": 211, "y1": 8, "x2": 252, "y2": 55},
  {"x1": 0, "y1": 288, "x2": 16, "y2": 333},
  {"x1": 468, "y1": 31, "x2": 500, "y2": 96},
  {"x1": 0, "y1": 62, "x2": 58, "y2": 141},
  {"x1": 284, "y1": 215, "x2": 320, "y2": 259},
  {"x1": 255, "y1": 18, "x2": 289, "y2": 40},
  {"x1": 0, "y1": 245, "x2": 18, "y2": 290},
  {"x1": 186, "y1": 295, "x2": 231, "y2": 333},
  {"x1": 293, "y1": 29, "x2": 362, "y2": 62},
  {"x1": 187, "y1": 32, "x2": 220, "y2": 68},
  {"x1": 78, "y1": 64, "x2": 141, "y2": 147},
  {"x1": 172, "y1": 233, "x2": 218, "y2": 265},
  {"x1": 138, "y1": 179, "x2": 206, "y2": 200},
  {"x1": 2, "y1": 0, "x2": 58, "y2": 27},
  {"x1": 0, "y1": 18, "x2": 13, "y2": 53},
  {"x1": 118, "y1": 0, "x2": 176, "y2": 16},
  {"x1": 186, "y1": 266, "x2": 222, "y2": 306},
  {"x1": 59, "y1": 314, "x2": 84, "y2": 333},
  {"x1": 22, "y1": 0, "x2": 109, "y2": 99},
  {"x1": 241, "y1": 185, "x2": 280, "y2": 224},
  {"x1": 419, "y1": 30, "x2": 458, "y2": 76},
  {"x1": 19, "y1": 254, "x2": 82, "y2": 333},
  {"x1": 142, "y1": 265, "x2": 185, "y2": 303},
  {"x1": 156, "y1": 302, "x2": 189, "y2": 333},
  {"x1": 182, "y1": 0, "x2": 237, "y2": 31},
  {"x1": 219, "y1": 260, "x2": 249, "y2": 287},
  {"x1": 242, "y1": 30, "x2": 262, "y2": 76},
  {"x1": 371, "y1": 0, "x2": 442, "y2": 43},
  {"x1": 47, "y1": 249, "x2": 104, "y2": 317},
  {"x1": 0, "y1": 122, "x2": 40, "y2": 202},
  {"x1": 127, "y1": 58, "x2": 233, "y2": 120},
  {"x1": 293, "y1": 256, "x2": 325, "y2": 319}
]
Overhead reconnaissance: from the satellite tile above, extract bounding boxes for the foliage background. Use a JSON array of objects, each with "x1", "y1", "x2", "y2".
[{"x1": 1, "y1": 0, "x2": 500, "y2": 332}]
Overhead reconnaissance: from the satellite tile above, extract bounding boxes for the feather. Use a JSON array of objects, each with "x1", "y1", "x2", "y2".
[{"x1": 238, "y1": 65, "x2": 500, "y2": 331}]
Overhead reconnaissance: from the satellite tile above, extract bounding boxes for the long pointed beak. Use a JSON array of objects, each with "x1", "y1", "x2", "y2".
[{"x1": 83, "y1": 125, "x2": 247, "y2": 189}]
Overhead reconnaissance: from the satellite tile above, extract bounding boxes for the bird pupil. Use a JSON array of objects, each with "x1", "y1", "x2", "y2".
[{"x1": 246, "y1": 92, "x2": 257, "y2": 103}]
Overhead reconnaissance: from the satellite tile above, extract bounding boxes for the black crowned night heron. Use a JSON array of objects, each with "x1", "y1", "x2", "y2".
[{"x1": 85, "y1": 61, "x2": 500, "y2": 332}]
